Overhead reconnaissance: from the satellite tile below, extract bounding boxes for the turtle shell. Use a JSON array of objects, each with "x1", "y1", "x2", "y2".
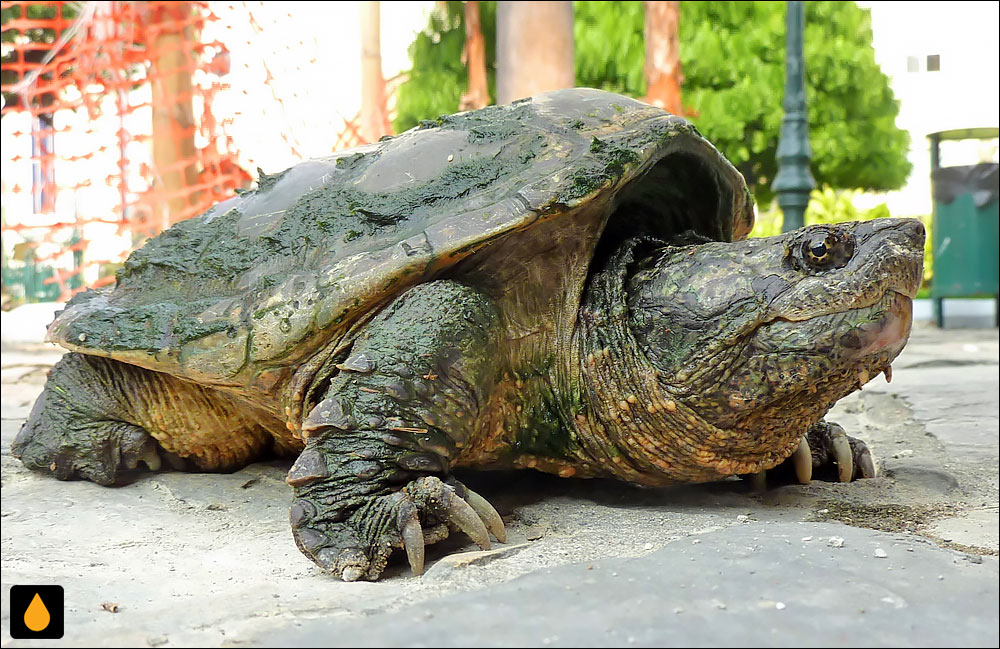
[{"x1": 48, "y1": 88, "x2": 753, "y2": 393}]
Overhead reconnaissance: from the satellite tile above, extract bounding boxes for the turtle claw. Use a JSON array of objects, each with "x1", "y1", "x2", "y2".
[
  {"x1": 792, "y1": 436, "x2": 812, "y2": 484},
  {"x1": 746, "y1": 470, "x2": 767, "y2": 492},
  {"x1": 410, "y1": 476, "x2": 502, "y2": 550},
  {"x1": 122, "y1": 428, "x2": 162, "y2": 471},
  {"x1": 342, "y1": 566, "x2": 366, "y2": 582},
  {"x1": 856, "y1": 443, "x2": 877, "y2": 479},
  {"x1": 445, "y1": 494, "x2": 491, "y2": 550},
  {"x1": 290, "y1": 474, "x2": 504, "y2": 580},
  {"x1": 398, "y1": 501, "x2": 425, "y2": 575},
  {"x1": 463, "y1": 486, "x2": 507, "y2": 543},
  {"x1": 828, "y1": 426, "x2": 854, "y2": 482}
]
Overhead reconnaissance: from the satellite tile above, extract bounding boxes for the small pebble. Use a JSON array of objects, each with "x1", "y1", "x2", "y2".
[
  {"x1": 874, "y1": 548, "x2": 888, "y2": 559},
  {"x1": 828, "y1": 536, "x2": 845, "y2": 548},
  {"x1": 736, "y1": 514, "x2": 750, "y2": 523},
  {"x1": 801, "y1": 536, "x2": 813, "y2": 542},
  {"x1": 775, "y1": 602, "x2": 786, "y2": 610},
  {"x1": 643, "y1": 543, "x2": 653, "y2": 551}
]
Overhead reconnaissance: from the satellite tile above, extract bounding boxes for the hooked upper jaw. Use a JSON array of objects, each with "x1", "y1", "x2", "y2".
[
  {"x1": 765, "y1": 218, "x2": 925, "y2": 324},
  {"x1": 633, "y1": 219, "x2": 922, "y2": 454}
]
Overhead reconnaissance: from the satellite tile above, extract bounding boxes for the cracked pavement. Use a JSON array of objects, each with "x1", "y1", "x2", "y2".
[{"x1": 1, "y1": 314, "x2": 997, "y2": 647}]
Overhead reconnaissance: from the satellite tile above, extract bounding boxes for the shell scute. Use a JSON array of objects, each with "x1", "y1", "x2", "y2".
[{"x1": 48, "y1": 88, "x2": 751, "y2": 390}]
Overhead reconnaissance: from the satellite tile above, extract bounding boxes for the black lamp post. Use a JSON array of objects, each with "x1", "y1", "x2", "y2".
[{"x1": 772, "y1": 1, "x2": 815, "y2": 232}]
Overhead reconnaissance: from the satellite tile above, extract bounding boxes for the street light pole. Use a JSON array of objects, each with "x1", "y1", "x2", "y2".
[{"x1": 772, "y1": 0, "x2": 815, "y2": 232}]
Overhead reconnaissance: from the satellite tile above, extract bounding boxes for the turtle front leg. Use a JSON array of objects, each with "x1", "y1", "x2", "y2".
[
  {"x1": 750, "y1": 419, "x2": 878, "y2": 488},
  {"x1": 287, "y1": 281, "x2": 506, "y2": 580},
  {"x1": 799, "y1": 420, "x2": 877, "y2": 482}
]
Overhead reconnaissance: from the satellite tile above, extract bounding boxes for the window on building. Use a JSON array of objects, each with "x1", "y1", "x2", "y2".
[
  {"x1": 926, "y1": 54, "x2": 941, "y2": 72},
  {"x1": 907, "y1": 56, "x2": 920, "y2": 72}
]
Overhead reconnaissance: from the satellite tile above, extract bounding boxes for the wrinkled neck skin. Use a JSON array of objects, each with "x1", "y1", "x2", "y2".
[
  {"x1": 571, "y1": 238, "x2": 747, "y2": 486},
  {"x1": 567, "y1": 219, "x2": 923, "y2": 486}
]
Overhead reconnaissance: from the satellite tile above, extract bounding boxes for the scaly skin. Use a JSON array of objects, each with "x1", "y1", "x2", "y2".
[
  {"x1": 286, "y1": 281, "x2": 506, "y2": 580},
  {"x1": 287, "y1": 218, "x2": 923, "y2": 579},
  {"x1": 12, "y1": 353, "x2": 280, "y2": 484},
  {"x1": 463, "y1": 219, "x2": 922, "y2": 489},
  {"x1": 12, "y1": 218, "x2": 924, "y2": 581}
]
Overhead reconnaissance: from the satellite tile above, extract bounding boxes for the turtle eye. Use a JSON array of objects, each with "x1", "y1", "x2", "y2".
[
  {"x1": 796, "y1": 229, "x2": 854, "y2": 272},
  {"x1": 805, "y1": 236, "x2": 832, "y2": 264}
]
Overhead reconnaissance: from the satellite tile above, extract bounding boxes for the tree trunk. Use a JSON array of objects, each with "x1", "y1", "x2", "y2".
[
  {"x1": 496, "y1": 1, "x2": 574, "y2": 105},
  {"x1": 643, "y1": 1, "x2": 683, "y2": 115},
  {"x1": 360, "y1": 1, "x2": 391, "y2": 142},
  {"x1": 149, "y1": 1, "x2": 200, "y2": 225},
  {"x1": 459, "y1": 1, "x2": 490, "y2": 111}
]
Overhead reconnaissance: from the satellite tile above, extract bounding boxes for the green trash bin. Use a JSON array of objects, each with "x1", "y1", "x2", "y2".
[{"x1": 928, "y1": 128, "x2": 999, "y2": 328}]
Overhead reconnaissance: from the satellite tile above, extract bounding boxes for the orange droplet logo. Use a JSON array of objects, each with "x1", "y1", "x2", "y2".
[{"x1": 24, "y1": 593, "x2": 51, "y2": 632}]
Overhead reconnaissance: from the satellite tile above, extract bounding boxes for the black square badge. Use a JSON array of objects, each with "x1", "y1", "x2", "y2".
[{"x1": 9, "y1": 585, "x2": 64, "y2": 639}]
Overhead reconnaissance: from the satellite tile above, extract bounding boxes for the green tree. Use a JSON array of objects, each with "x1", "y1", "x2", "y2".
[
  {"x1": 394, "y1": 2, "x2": 497, "y2": 133},
  {"x1": 681, "y1": 1, "x2": 910, "y2": 204},
  {"x1": 393, "y1": 1, "x2": 911, "y2": 204}
]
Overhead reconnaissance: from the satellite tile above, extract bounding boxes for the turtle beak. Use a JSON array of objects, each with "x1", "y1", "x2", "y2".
[{"x1": 851, "y1": 217, "x2": 925, "y2": 299}]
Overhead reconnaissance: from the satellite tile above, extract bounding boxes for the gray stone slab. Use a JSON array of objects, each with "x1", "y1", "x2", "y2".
[{"x1": 258, "y1": 522, "x2": 999, "y2": 648}]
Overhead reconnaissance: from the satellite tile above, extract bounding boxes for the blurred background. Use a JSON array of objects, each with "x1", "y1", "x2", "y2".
[{"x1": 1, "y1": 1, "x2": 997, "y2": 321}]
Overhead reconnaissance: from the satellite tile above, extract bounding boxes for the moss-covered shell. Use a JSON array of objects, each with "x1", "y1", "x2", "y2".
[{"x1": 48, "y1": 88, "x2": 753, "y2": 389}]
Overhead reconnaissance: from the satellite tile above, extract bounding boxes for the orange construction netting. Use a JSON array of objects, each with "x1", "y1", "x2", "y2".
[{"x1": 1, "y1": 1, "x2": 387, "y2": 303}]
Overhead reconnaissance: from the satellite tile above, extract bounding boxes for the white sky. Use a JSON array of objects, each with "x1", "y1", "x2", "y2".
[
  {"x1": 207, "y1": 1, "x2": 435, "y2": 174},
  {"x1": 859, "y1": 1, "x2": 999, "y2": 215}
]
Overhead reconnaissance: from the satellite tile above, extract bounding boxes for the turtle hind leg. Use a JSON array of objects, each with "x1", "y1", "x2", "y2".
[
  {"x1": 14, "y1": 407, "x2": 163, "y2": 486},
  {"x1": 13, "y1": 353, "x2": 164, "y2": 485},
  {"x1": 12, "y1": 352, "x2": 270, "y2": 485}
]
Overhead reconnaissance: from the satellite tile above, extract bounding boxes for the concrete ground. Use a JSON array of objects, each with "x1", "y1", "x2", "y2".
[{"x1": 1, "y1": 312, "x2": 997, "y2": 647}]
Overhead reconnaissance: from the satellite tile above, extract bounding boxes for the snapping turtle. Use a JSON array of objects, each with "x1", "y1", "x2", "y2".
[{"x1": 13, "y1": 88, "x2": 924, "y2": 581}]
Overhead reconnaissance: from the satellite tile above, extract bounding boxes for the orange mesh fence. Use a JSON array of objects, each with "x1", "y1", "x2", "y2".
[{"x1": 1, "y1": 1, "x2": 394, "y2": 304}]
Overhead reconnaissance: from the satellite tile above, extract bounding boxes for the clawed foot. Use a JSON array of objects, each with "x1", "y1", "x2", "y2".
[
  {"x1": 13, "y1": 407, "x2": 163, "y2": 486},
  {"x1": 748, "y1": 421, "x2": 877, "y2": 488},
  {"x1": 290, "y1": 472, "x2": 505, "y2": 581}
]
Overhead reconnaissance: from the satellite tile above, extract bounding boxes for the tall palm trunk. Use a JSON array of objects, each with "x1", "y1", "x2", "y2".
[
  {"x1": 643, "y1": 1, "x2": 683, "y2": 116},
  {"x1": 496, "y1": 1, "x2": 574, "y2": 105}
]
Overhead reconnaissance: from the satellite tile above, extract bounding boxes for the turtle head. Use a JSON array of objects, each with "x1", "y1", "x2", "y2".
[{"x1": 626, "y1": 218, "x2": 924, "y2": 468}]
